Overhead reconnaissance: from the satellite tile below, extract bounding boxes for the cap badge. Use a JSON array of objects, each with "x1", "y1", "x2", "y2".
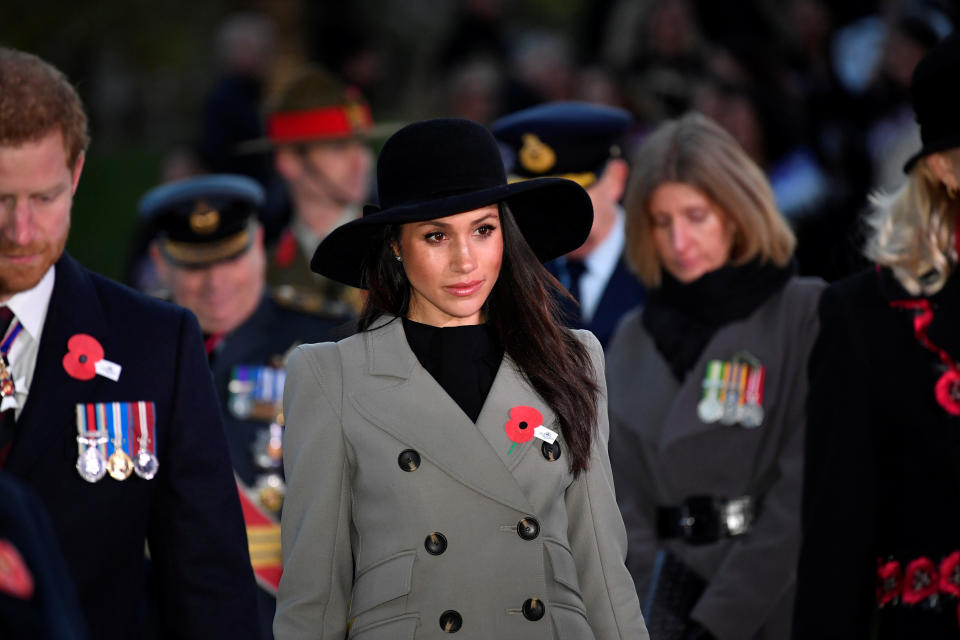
[
  {"x1": 345, "y1": 98, "x2": 370, "y2": 132},
  {"x1": 189, "y1": 201, "x2": 220, "y2": 235},
  {"x1": 519, "y1": 133, "x2": 556, "y2": 174}
]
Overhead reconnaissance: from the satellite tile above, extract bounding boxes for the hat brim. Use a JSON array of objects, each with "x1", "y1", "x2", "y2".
[
  {"x1": 903, "y1": 131, "x2": 960, "y2": 173},
  {"x1": 234, "y1": 122, "x2": 403, "y2": 155},
  {"x1": 311, "y1": 177, "x2": 593, "y2": 288},
  {"x1": 159, "y1": 223, "x2": 255, "y2": 268}
]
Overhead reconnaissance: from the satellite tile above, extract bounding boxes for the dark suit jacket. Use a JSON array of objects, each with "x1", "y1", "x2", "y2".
[
  {"x1": 547, "y1": 256, "x2": 645, "y2": 348},
  {"x1": 5, "y1": 253, "x2": 260, "y2": 638},
  {"x1": 794, "y1": 268, "x2": 960, "y2": 640},
  {"x1": 0, "y1": 472, "x2": 87, "y2": 639}
]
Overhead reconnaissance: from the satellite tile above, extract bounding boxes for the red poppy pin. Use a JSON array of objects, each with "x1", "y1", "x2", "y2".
[
  {"x1": 62, "y1": 334, "x2": 105, "y2": 380},
  {"x1": 0, "y1": 539, "x2": 34, "y2": 600},
  {"x1": 505, "y1": 405, "x2": 542, "y2": 455}
]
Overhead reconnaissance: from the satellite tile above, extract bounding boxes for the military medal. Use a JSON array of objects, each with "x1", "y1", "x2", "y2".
[
  {"x1": 0, "y1": 321, "x2": 23, "y2": 408},
  {"x1": 721, "y1": 361, "x2": 744, "y2": 425},
  {"x1": 131, "y1": 401, "x2": 159, "y2": 480},
  {"x1": 105, "y1": 403, "x2": 133, "y2": 480},
  {"x1": 230, "y1": 365, "x2": 286, "y2": 422},
  {"x1": 741, "y1": 365, "x2": 766, "y2": 427},
  {"x1": 75, "y1": 404, "x2": 108, "y2": 483},
  {"x1": 697, "y1": 360, "x2": 724, "y2": 423}
]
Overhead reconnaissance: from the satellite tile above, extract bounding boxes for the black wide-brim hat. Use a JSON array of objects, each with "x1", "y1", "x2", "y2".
[
  {"x1": 311, "y1": 118, "x2": 593, "y2": 288},
  {"x1": 904, "y1": 31, "x2": 960, "y2": 173}
]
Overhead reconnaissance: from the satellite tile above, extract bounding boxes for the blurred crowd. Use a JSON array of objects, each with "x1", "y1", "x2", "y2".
[{"x1": 125, "y1": 0, "x2": 955, "y2": 290}]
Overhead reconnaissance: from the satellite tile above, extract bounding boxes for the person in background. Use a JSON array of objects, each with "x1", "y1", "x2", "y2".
[
  {"x1": 250, "y1": 67, "x2": 388, "y2": 316},
  {"x1": 142, "y1": 173, "x2": 348, "y2": 639},
  {"x1": 608, "y1": 112, "x2": 823, "y2": 640},
  {"x1": 275, "y1": 118, "x2": 648, "y2": 639},
  {"x1": 0, "y1": 47, "x2": 259, "y2": 636},
  {"x1": 794, "y1": 31, "x2": 960, "y2": 640},
  {"x1": 492, "y1": 101, "x2": 644, "y2": 347}
]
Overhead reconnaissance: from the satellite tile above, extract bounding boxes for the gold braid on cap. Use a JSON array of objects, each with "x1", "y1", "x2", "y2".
[{"x1": 162, "y1": 229, "x2": 251, "y2": 265}]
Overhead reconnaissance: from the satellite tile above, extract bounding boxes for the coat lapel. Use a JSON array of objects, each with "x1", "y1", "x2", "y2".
[
  {"x1": 7, "y1": 254, "x2": 113, "y2": 475},
  {"x1": 349, "y1": 318, "x2": 536, "y2": 515}
]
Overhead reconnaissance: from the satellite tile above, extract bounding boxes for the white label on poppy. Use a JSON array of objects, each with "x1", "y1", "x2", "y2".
[
  {"x1": 95, "y1": 359, "x2": 122, "y2": 382},
  {"x1": 534, "y1": 425, "x2": 558, "y2": 444}
]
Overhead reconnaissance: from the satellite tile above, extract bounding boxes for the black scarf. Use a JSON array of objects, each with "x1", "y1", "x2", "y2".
[{"x1": 642, "y1": 259, "x2": 795, "y2": 381}]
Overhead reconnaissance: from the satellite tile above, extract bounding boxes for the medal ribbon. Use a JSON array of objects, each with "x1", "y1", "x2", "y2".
[{"x1": 0, "y1": 322, "x2": 22, "y2": 357}]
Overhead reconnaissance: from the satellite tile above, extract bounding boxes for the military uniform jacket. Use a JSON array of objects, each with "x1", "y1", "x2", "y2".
[
  {"x1": 212, "y1": 292, "x2": 346, "y2": 486},
  {"x1": 275, "y1": 317, "x2": 648, "y2": 639},
  {"x1": 794, "y1": 268, "x2": 960, "y2": 639},
  {"x1": 5, "y1": 253, "x2": 260, "y2": 638},
  {"x1": 607, "y1": 277, "x2": 822, "y2": 640}
]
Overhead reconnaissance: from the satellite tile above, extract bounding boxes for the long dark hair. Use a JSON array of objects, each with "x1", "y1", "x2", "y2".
[{"x1": 358, "y1": 203, "x2": 599, "y2": 475}]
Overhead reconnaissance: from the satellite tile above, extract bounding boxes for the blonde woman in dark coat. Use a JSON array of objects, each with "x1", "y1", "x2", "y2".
[
  {"x1": 794, "y1": 32, "x2": 960, "y2": 640},
  {"x1": 607, "y1": 113, "x2": 823, "y2": 640},
  {"x1": 274, "y1": 119, "x2": 648, "y2": 640}
]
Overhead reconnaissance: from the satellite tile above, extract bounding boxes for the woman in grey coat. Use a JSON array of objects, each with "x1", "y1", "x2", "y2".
[
  {"x1": 607, "y1": 113, "x2": 823, "y2": 640},
  {"x1": 274, "y1": 118, "x2": 648, "y2": 639}
]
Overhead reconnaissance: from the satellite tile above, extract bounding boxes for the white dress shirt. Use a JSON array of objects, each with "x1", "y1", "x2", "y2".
[
  {"x1": 571, "y1": 207, "x2": 626, "y2": 324},
  {"x1": 2, "y1": 266, "x2": 55, "y2": 419}
]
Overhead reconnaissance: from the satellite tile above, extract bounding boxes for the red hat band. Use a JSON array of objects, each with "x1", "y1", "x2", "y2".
[{"x1": 268, "y1": 102, "x2": 373, "y2": 144}]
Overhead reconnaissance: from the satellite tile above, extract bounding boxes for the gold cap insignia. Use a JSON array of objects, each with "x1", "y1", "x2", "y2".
[
  {"x1": 345, "y1": 100, "x2": 370, "y2": 132},
  {"x1": 519, "y1": 133, "x2": 556, "y2": 175},
  {"x1": 189, "y1": 201, "x2": 220, "y2": 235}
]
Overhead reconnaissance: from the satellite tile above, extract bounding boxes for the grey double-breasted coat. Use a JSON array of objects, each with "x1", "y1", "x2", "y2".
[
  {"x1": 607, "y1": 277, "x2": 823, "y2": 640},
  {"x1": 275, "y1": 316, "x2": 648, "y2": 639}
]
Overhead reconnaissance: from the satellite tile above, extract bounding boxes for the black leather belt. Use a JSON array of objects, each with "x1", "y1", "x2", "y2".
[{"x1": 656, "y1": 495, "x2": 755, "y2": 545}]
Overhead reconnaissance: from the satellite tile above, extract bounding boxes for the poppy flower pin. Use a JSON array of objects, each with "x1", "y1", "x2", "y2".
[
  {"x1": 505, "y1": 405, "x2": 542, "y2": 455},
  {"x1": 62, "y1": 334, "x2": 122, "y2": 382},
  {"x1": 0, "y1": 539, "x2": 34, "y2": 600}
]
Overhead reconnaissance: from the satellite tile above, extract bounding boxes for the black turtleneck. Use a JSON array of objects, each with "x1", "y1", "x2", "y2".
[{"x1": 402, "y1": 318, "x2": 504, "y2": 422}]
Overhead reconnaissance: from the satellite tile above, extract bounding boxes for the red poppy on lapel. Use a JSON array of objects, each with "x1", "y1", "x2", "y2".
[
  {"x1": 0, "y1": 539, "x2": 34, "y2": 600},
  {"x1": 505, "y1": 405, "x2": 542, "y2": 455},
  {"x1": 62, "y1": 334, "x2": 104, "y2": 380}
]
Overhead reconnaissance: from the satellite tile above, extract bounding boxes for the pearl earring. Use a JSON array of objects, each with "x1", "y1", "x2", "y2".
[{"x1": 395, "y1": 254, "x2": 402, "y2": 262}]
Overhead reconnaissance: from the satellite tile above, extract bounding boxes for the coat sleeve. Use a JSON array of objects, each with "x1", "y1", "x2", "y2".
[
  {"x1": 275, "y1": 344, "x2": 353, "y2": 640},
  {"x1": 688, "y1": 286, "x2": 820, "y2": 640},
  {"x1": 605, "y1": 325, "x2": 660, "y2": 605},
  {"x1": 565, "y1": 331, "x2": 650, "y2": 639},
  {"x1": 792, "y1": 284, "x2": 878, "y2": 640},
  {"x1": 147, "y1": 308, "x2": 260, "y2": 638}
]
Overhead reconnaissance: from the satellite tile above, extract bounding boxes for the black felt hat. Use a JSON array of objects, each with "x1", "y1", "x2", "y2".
[
  {"x1": 311, "y1": 118, "x2": 593, "y2": 288},
  {"x1": 904, "y1": 31, "x2": 960, "y2": 173}
]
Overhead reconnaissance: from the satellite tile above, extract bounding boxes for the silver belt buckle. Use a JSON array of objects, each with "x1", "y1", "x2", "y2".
[{"x1": 721, "y1": 496, "x2": 754, "y2": 536}]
